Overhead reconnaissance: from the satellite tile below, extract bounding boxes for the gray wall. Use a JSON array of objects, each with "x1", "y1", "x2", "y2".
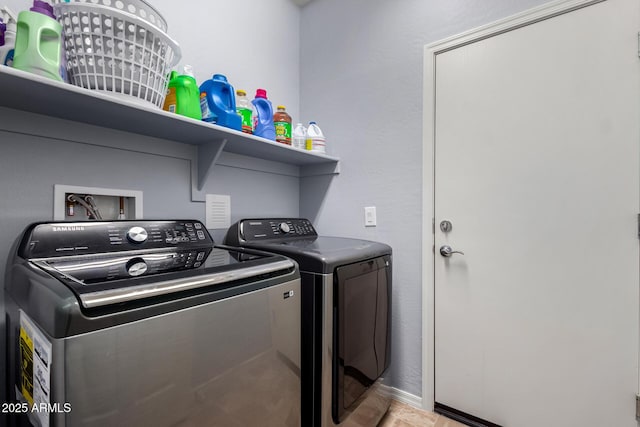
[{"x1": 299, "y1": 0, "x2": 551, "y2": 398}]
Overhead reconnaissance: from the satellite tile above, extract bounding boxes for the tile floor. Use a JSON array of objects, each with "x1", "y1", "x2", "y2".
[{"x1": 378, "y1": 400, "x2": 467, "y2": 427}]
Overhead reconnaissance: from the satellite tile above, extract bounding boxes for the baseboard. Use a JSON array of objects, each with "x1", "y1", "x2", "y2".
[
  {"x1": 435, "y1": 403, "x2": 502, "y2": 427},
  {"x1": 389, "y1": 387, "x2": 423, "y2": 409}
]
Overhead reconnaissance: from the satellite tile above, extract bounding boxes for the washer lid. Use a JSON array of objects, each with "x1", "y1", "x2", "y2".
[{"x1": 29, "y1": 246, "x2": 295, "y2": 309}]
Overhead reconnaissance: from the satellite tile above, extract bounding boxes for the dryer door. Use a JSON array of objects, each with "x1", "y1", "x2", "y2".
[{"x1": 332, "y1": 255, "x2": 391, "y2": 423}]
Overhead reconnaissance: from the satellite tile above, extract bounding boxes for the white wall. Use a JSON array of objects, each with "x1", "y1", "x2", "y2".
[
  {"x1": 2, "y1": 0, "x2": 302, "y2": 120},
  {"x1": 299, "y1": 0, "x2": 553, "y2": 399}
]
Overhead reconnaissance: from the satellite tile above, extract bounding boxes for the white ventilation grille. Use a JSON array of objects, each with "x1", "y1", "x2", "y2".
[{"x1": 205, "y1": 194, "x2": 230, "y2": 230}]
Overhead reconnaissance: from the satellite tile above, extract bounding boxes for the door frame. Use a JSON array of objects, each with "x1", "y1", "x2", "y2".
[{"x1": 421, "y1": 0, "x2": 607, "y2": 410}]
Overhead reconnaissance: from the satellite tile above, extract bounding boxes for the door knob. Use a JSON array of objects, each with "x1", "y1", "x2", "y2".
[{"x1": 440, "y1": 245, "x2": 464, "y2": 257}]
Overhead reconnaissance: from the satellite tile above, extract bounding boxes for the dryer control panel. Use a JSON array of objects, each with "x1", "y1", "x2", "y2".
[{"x1": 229, "y1": 218, "x2": 317, "y2": 244}]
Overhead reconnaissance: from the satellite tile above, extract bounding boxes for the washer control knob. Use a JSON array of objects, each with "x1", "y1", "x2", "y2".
[
  {"x1": 126, "y1": 258, "x2": 148, "y2": 277},
  {"x1": 279, "y1": 222, "x2": 291, "y2": 234},
  {"x1": 127, "y1": 226, "x2": 148, "y2": 243}
]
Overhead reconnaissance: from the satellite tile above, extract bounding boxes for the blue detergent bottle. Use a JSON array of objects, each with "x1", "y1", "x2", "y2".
[
  {"x1": 252, "y1": 88, "x2": 275, "y2": 140},
  {"x1": 199, "y1": 74, "x2": 242, "y2": 131}
]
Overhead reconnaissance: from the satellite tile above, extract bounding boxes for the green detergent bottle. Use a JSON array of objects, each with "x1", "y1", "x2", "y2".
[
  {"x1": 162, "y1": 65, "x2": 202, "y2": 120},
  {"x1": 12, "y1": 0, "x2": 62, "y2": 81}
]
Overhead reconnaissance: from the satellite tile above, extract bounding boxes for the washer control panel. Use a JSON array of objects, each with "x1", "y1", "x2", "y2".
[
  {"x1": 21, "y1": 220, "x2": 213, "y2": 258},
  {"x1": 231, "y1": 218, "x2": 317, "y2": 243}
]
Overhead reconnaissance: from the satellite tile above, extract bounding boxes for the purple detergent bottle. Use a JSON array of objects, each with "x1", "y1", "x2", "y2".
[{"x1": 252, "y1": 89, "x2": 275, "y2": 140}]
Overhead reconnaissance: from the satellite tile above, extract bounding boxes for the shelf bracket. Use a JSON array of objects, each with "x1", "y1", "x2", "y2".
[
  {"x1": 299, "y1": 160, "x2": 341, "y2": 177},
  {"x1": 197, "y1": 139, "x2": 227, "y2": 191}
]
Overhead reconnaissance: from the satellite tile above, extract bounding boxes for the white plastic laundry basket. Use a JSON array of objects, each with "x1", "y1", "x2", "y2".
[{"x1": 53, "y1": 0, "x2": 181, "y2": 108}]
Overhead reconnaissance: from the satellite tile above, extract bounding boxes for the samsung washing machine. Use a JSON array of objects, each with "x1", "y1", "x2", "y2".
[
  {"x1": 224, "y1": 218, "x2": 392, "y2": 427},
  {"x1": 5, "y1": 220, "x2": 301, "y2": 427}
]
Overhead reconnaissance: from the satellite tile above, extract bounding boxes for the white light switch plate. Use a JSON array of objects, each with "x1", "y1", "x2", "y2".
[{"x1": 364, "y1": 206, "x2": 377, "y2": 227}]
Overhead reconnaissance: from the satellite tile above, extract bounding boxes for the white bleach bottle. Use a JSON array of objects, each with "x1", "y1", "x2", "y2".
[
  {"x1": 306, "y1": 121, "x2": 326, "y2": 153},
  {"x1": 0, "y1": 6, "x2": 17, "y2": 67},
  {"x1": 292, "y1": 122, "x2": 306, "y2": 150}
]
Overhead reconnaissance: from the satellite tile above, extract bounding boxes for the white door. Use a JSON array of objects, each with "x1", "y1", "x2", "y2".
[{"x1": 433, "y1": 1, "x2": 640, "y2": 426}]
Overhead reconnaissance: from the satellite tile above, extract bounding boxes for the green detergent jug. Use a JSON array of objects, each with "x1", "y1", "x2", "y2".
[
  {"x1": 12, "y1": 0, "x2": 62, "y2": 81},
  {"x1": 162, "y1": 65, "x2": 202, "y2": 120}
]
